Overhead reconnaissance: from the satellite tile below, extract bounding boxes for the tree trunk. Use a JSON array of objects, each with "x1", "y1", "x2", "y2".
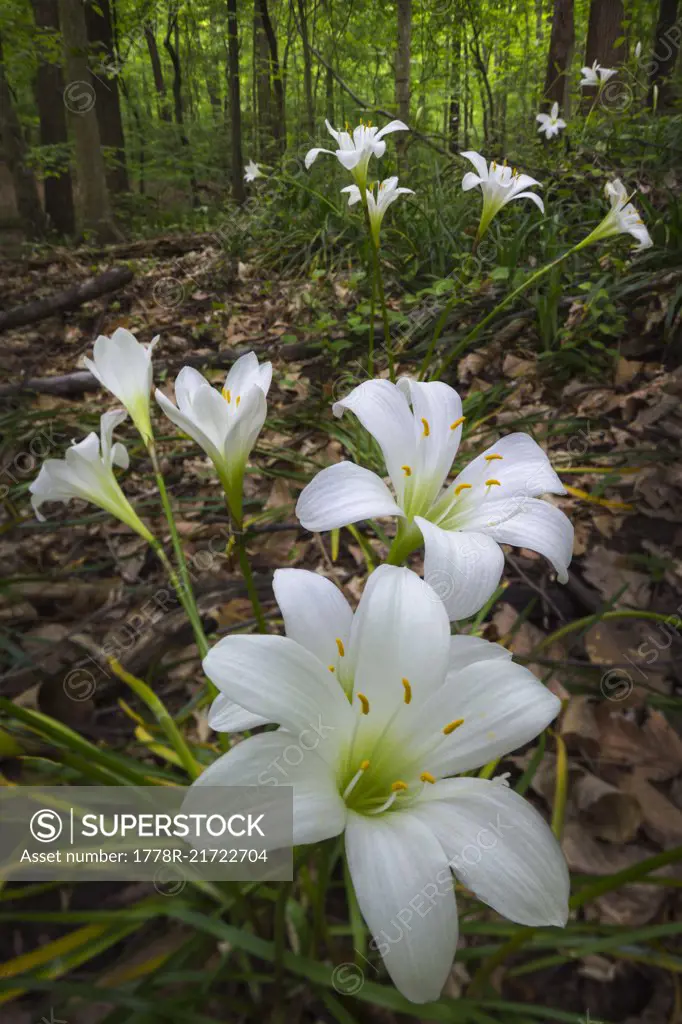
[
  {"x1": 258, "y1": 0, "x2": 285, "y2": 152},
  {"x1": 30, "y1": 0, "x2": 76, "y2": 235},
  {"x1": 448, "y1": 21, "x2": 461, "y2": 152},
  {"x1": 84, "y1": 0, "x2": 129, "y2": 193},
  {"x1": 0, "y1": 33, "x2": 47, "y2": 239},
  {"x1": 584, "y1": 0, "x2": 626, "y2": 105},
  {"x1": 144, "y1": 24, "x2": 171, "y2": 121},
  {"x1": 164, "y1": 4, "x2": 199, "y2": 205},
  {"x1": 395, "y1": 0, "x2": 411, "y2": 158},
  {"x1": 58, "y1": 0, "x2": 118, "y2": 241},
  {"x1": 227, "y1": 0, "x2": 246, "y2": 202},
  {"x1": 648, "y1": 0, "x2": 680, "y2": 108},
  {"x1": 296, "y1": 0, "x2": 315, "y2": 136},
  {"x1": 543, "y1": 0, "x2": 574, "y2": 111},
  {"x1": 254, "y1": 0, "x2": 272, "y2": 158}
]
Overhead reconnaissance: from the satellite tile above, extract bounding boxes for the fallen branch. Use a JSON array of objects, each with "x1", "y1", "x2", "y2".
[{"x1": 0, "y1": 267, "x2": 133, "y2": 333}]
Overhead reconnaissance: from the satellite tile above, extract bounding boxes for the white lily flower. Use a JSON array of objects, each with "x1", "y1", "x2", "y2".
[
  {"x1": 83, "y1": 328, "x2": 158, "y2": 444},
  {"x1": 155, "y1": 351, "x2": 272, "y2": 518},
  {"x1": 582, "y1": 178, "x2": 653, "y2": 251},
  {"x1": 461, "y1": 152, "x2": 544, "y2": 239},
  {"x1": 341, "y1": 176, "x2": 415, "y2": 244},
  {"x1": 305, "y1": 118, "x2": 409, "y2": 190},
  {"x1": 536, "y1": 102, "x2": 567, "y2": 140},
  {"x1": 296, "y1": 379, "x2": 573, "y2": 620},
  {"x1": 194, "y1": 565, "x2": 569, "y2": 1004},
  {"x1": 244, "y1": 160, "x2": 263, "y2": 183},
  {"x1": 580, "y1": 60, "x2": 617, "y2": 88},
  {"x1": 30, "y1": 410, "x2": 153, "y2": 541},
  {"x1": 634, "y1": 41, "x2": 642, "y2": 60}
]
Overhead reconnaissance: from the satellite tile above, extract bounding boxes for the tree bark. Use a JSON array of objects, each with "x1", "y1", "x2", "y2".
[
  {"x1": 29, "y1": 0, "x2": 75, "y2": 235},
  {"x1": 58, "y1": 0, "x2": 118, "y2": 241},
  {"x1": 543, "y1": 0, "x2": 574, "y2": 111},
  {"x1": 84, "y1": 0, "x2": 129, "y2": 193},
  {"x1": 164, "y1": 4, "x2": 199, "y2": 205},
  {"x1": 254, "y1": 0, "x2": 272, "y2": 158},
  {"x1": 395, "y1": 0, "x2": 411, "y2": 158},
  {"x1": 258, "y1": 0, "x2": 285, "y2": 152},
  {"x1": 584, "y1": 0, "x2": 626, "y2": 106},
  {"x1": 448, "y1": 20, "x2": 461, "y2": 152},
  {"x1": 648, "y1": 0, "x2": 680, "y2": 108},
  {"x1": 296, "y1": 0, "x2": 315, "y2": 136},
  {"x1": 144, "y1": 24, "x2": 171, "y2": 121},
  {"x1": 227, "y1": 0, "x2": 246, "y2": 202},
  {"x1": 0, "y1": 33, "x2": 47, "y2": 239}
]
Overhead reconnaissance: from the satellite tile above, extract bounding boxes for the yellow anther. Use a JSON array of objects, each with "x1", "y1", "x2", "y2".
[
  {"x1": 328, "y1": 665, "x2": 336, "y2": 673},
  {"x1": 443, "y1": 718, "x2": 465, "y2": 735},
  {"x1": 401, "y1": 465, "x2": 412, "y2": 476},
  {"x1": 421, "y1": 417, "x2": 430, "y2": 437},
  {"x1": 236, "y1": 395, "x2": 241, "y2": 407},
  {"x1": 450, "y1": 416, "x2": 466, "y2": 431},
  {"x1": 357, "y1": 693, "x2": 370, "y2": 715},
  {"x1": 485, "y1": 453, "x2": 503, "y2": 462},
  {"x1": 223, "y1": 388, "x2": 232, "y2": 403},
  {"x1": 420, "y1": 771, "x2": 436, "y2": 784},
  {"x1": 336, "y1": 637, "x2": 345, "y2": 657},
  {"x1": 402, "y1": 677, "x2": 412, "y2": 704},
  {"x1": 454, "y1": 483, "x2": 472, "y2": 496},
  {"x1": 360, "y1": 759, "x2": 370, "y2": 771},
  {"x1": 485, "y1": 479, "x2": 501, "y2": 487},
  {"x1": 391, "y1": 780, "x2": 409, "y2": 792}
]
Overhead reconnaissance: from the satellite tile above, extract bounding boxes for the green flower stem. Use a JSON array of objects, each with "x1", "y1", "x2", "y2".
[
  {"x1": 434, "y1": 242, "x2": 584, "y2": 380},
  {"x1": 147, "y1": 442, "x2": 210, "y2": 661},
  {"x1": 385, "y1": 520, "x2": 423, "y2": 566},
  {"x1": 360, "y1": 191, "x2": 376, "y2": 379},
  {"x1": 369, "y1": 232, "x2": 395, "y2": 382},
  {"x1": 232, "y1": 513, "x2": 268, "y2": 634}
]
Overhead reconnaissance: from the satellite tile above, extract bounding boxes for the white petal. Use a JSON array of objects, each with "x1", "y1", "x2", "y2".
[
  {"x1": 305, "y1": 147, "x2": 333, "y2": 169},
  {"x1": 536, "y1": 114, "x2": 550, "y2": 126},
  {"x1": 403, "y1": 656, "x2": 561, "y2": 778},
  {"x1": 415, "y1": 777, "x2": 569, "y2": 927},
  {"x1": 191, "y1": 731, "x2": 346, "y2": 845},
  {"x1": 341, "y1": 184, "x2": 362, "y2": 206},
  {"x1": 224, "y1": 384, "x2": 267, "y2": 469},
  {"x1": 461, "y1": 171, "x2": 483, "y2": 192},
  {"x1": 345, "y1": 809, "x2": 458, "y2": 1004},
  {"x1": 272, "y1": 568, "x2": 353, "y2": 674},
  {"x1": 208, "y1": 693, "x2": 270, "y2": 733},
  {"x1": 349, "y1": 564, "x2": 450, "y2": 720},
  {"x1": 296, "y1": 461, "x2": 403, "y2": 532},
  {"x1": 448, "y1": 433, "x2": 565, "y2": 507},
  {"x1": 99, "y1": 409, "x2": 128, "y2": 465},
  {"x1": 155, "y1": 387, "x2": 225, "y2": 470},
  {"x1": 397, "y1": 378, "x2": 463, "y2": 508},
  {"x1": 461, "y1": 151, "x2": 489, "y2": 179},
  {"x1": 374, "y1": 118, "x2": 410, "y2": 140},
  {"x1": 336, "y1": 149, "x2": 363, "y2": 170},
  {"x1": 447, "y1": 634, "x2": 512, "y2": 673},
  {"x1": 484, "y1": 498, "x2": 573, "y2": 584},
  {"x1": 333, "y1": 379, "x2": 416, "y2": 502},
  {"x1": 202, "y1": 635, "x2": 354, "y2": 764},
  {"x1": 224, "y1": 351, "x2": 267, "y2": 398},
  {"x1": 416, "y1": 517, "x2": 505, "y2": 621},
  {"x1": 509, "y1": 191, "x2": 545, "y2": 214}
]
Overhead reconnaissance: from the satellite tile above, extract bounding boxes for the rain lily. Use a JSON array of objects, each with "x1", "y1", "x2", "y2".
[
  {"x1": 83, "y1": 328, "x2": 158, "y2": 444},
  {"x1": 581, "y1": 179, "x2": 653, "y2": 251},
  {"x1": 296, "y1": 378, "x2": 573, "y2": 620},
  {"x1": 305, "y1": 118, "x2": 409, "y2": 190},
  {"x1": 155, "y1": 351, "x2": 272, "y2": 520},
  {"x1": 461, "y1": 152, "x2": 544, "y2": 240},
  {"x1": 634, "y1": 41, "x2": 642, "y2": 60},
  {"x1": 244, "y1": 160, "x2": 263, "y2": 183},
  {"x1": 341, "y1": 176, "x2": 414, "y2": 244},
  {"x1": 30, "y1": 410, "x2": 153, "y2": 542},
  {"x1": 193, "y1": 565, "x2": 569, "y2": 1003},
  {"x1": 580, "y1": 60, "x2": 617, "y2": 88},
  {"x1": 536, "y1": 102, "x2": 566, "y2": 140}
]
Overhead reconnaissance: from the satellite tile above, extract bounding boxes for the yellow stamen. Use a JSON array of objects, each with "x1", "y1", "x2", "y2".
[
  {"x1": 236, "y1": 395, "x2": 241, "y2": 407},
  {"x1": 328, "y1": 665, "x2": 336, "y2": 673},
  {"x1": 450, "y1": 416, "x2": 466, "y2": 431},
  {"x1": 357, "y1": 693, "x2": 370, "y2": 715},
  {"x1": 443, "y1": 718, "x2": 465, "y2": 735},
  {"x1": 485, "y1": 453, "x2": 503, "y2": 462},
  {"x1": 401, "y1": 465, "x2": 412, "y2": 476},
  {"x1": 454, "y1": 483, "x2": 472, "y2": 496},
  {"x1": 421, "y1": 417, "x2": 430, "y2": 437},
  {"x1": 336, "y1": 637, "x2": 345, "y2": 657},
  {"x1": 420, "y1": 771, "x2": 436, "y2": 784},
  {"x1": 485, "y1": 479, "x2": 501, "y2": 487},
  {"x1": 391, "y1": 780, "x2": 408, "y2": 792},
  {"x1": 402, "y1": 677, "x2": 412, "y2": 704},
  {"x1": 223, "y1": 388, "x2": 232, "y2": 403},
  {"x1": 360, "y1": 759, "x2": 370, "y2": 771}
]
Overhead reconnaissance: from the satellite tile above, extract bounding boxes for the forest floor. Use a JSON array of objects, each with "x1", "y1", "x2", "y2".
[{"x1": 1, "y1": 233, "x2": 682, "y2": 1023}]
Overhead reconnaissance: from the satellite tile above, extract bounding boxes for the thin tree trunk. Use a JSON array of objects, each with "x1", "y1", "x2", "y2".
[
  {"x1": 258, "y1": 0, "x2": 285, "y2": 152},
  {"x1": 296, "y1": 0, "x2": 315, "y2": 136},
  {"x1": 395, "y1": 0, "x2": 411, "y2": 158},
  {"x1": 254, "y1": 0, "x2": 272, "y2": 158},
  {"x1": 164, "y1": 4, "x2": 199, "y2": 205},
  {"x1": 227, "y1": 0, "x2": 246, "y2": 202},
  {"x1": 584, "y1": 0, "x2": 626, "y2": 105},
  {"x1": 648, "y1": 0, "x2": 680, "y2": 108},
  {"x1": 543, "y1": 0, "x2": 574, "y2": 111},
  {"x1": 30, "y1": 0, "x2": 75, "y2": 235},
  {"x1": 448, "y1": 20, "x2": 461, "y2": 152},
  {"x1": 84, "y1": 0, "x2": 129, "y2": 193},
  {"x1": 144, "y1": 24, "x2": 171, "y2": 121},
  {"x1": 0, "y1": 33, "x2": 47, "y2": 239},
  {"x1": 58, "y1": 0, "x2": 119, "y2": 241}
]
